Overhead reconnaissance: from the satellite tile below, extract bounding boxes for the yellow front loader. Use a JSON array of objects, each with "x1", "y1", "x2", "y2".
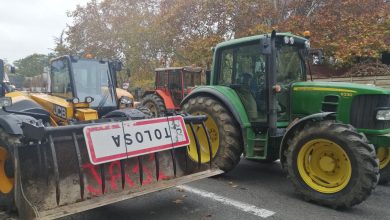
[{"x1": 0, "y1": 56, "x2": 221, "y2": 219}]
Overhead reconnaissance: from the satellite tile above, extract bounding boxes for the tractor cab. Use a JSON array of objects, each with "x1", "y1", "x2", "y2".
[
  {"x1": 215, "y1": 33, "x2": 308, "y2": 128},
  {"x1": 155, "y1": 66, "x2": 202, "y2": 106},
  {"x1": 142, "y1": 66, "x2": 202, "y2": 116},
  {"x1": 48, "y1": 56, "x2": 120, "y2": 116}
]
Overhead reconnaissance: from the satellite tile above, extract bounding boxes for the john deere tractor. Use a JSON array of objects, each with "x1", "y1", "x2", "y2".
[
  {"x1": 182, "y1": 31, "x2": 387, "y2": 208},
  {"x1": 0, "y1": 56, "x2": 220, "y2": 219}
]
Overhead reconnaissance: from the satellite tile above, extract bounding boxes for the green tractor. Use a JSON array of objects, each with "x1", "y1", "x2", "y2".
[{"x1": 182, "y1": 31, "x2": 388, "y2": 208}]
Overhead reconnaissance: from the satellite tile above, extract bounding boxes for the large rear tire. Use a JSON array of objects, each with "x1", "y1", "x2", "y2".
[
  {"x1": 0, "y1": 128, "x2": 19, "y2": 212},
  {"x1": 377, "y1": 147, "x2": 390, "y2": 184},
  {"x1": 142, "y1": 94, "x2": 166, "y2": 117},
  {"x1": 285, "y1": 121, "x2": 379, "y2": 208},
  {"x1": 182, "y1": 96, "x2": 243, "y2": 172}
]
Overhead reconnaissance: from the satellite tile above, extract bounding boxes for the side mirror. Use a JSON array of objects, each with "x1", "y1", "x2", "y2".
[
  {"x1": 260, "y1": 38, "x2": 272, "y2": 55},
  {"x1": 112, "y1": 61, "x2": 123, "y2": 72},
  {"x1": 0, "y1": 97, "x2": 12, "y2": 107},
  {"x1": 10, "y1": 66, "x2": 16, "y2": 74},
  {"x1": 309, "y1": 48, "x2": 324, "y2": 65}
]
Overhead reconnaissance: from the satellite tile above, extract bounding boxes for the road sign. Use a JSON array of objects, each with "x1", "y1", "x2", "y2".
[{"x1": 83, "y1": 116, "x2": 190, "y2": 165}]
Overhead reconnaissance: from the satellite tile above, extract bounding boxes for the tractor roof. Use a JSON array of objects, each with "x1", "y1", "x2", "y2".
[
  {"x1": 215, "y1": 32, "x2": 307, "y2": 49},
  {"x1": 155, "y1": 66, "x2": 203, "y2": 73}
]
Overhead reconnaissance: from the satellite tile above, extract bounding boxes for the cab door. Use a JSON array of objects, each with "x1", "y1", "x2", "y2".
[
  {"x1": 168, "y1": 69, "x2": 183, "y2": 107},
  {"x1": 217, "y1": 42, "x2": 268, "y2": 125}
]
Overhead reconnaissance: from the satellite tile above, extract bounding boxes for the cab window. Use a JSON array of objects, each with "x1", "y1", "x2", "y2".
[
  {"x1": 51, "y1": 59, "x2": 72, "y2": 98},
  {"x1": 276, "y1": 45, "x2": 304, "y2": 84}
]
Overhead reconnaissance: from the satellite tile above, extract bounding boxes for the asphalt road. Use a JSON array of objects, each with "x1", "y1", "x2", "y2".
[{"x1": 56, "y1": 159, "x2": 390, "y2": 220}]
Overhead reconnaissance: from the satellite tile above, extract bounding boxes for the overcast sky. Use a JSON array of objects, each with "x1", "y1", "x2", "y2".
[{"x1": 0, "y1": 0, "x2": 87, "y2": 63}]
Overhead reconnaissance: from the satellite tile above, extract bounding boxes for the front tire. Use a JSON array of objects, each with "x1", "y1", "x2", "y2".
[
  {"x1": 377, "y1": 147, "x2": 390, "y2": 184},
  {"x1": 0, "y1": 128, "x2": 19, "y2": 212},
  {"x1": 142, "y1": 94, "x2": 166, "y2": 117},
  {"x1": 285, "y1": 121, "x2": 379, "y2": 208},
  {"x1": 182, "y1": 96, "x2": 243, "y2": 172}
]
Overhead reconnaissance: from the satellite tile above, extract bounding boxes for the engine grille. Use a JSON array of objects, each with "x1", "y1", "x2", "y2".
[{"x1": 350, "y1": 95, "x2": 390, "y2": 130}]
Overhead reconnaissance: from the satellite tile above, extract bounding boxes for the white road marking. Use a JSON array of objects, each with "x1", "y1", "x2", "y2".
[{"x1": 177, "y1": 185, "x2": 275, "y2": 218}]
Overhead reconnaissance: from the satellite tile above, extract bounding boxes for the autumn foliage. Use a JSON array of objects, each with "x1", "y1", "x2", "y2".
[{"x1": 55, "y1": 0, "x2": 390, "y2": 87}]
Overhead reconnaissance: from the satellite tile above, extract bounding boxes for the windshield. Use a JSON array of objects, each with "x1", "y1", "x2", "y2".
[
  {"x1": 276, "y1": 45, "x2": 305, "y2": 84},
  {"x1": 183, "y1": 71, "x2": 201, "y2": 87},
  {"x1": 72, "y1": 60, "x2": 116, "y2": 108}
]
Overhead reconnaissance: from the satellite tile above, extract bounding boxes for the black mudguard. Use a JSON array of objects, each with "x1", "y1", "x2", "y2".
[
  {"x1": 103, "y1": 108, "x2": 146, "y2": 120},
  {"x1": 0, "y1": 114, "x2": 42, "y2": 135}
]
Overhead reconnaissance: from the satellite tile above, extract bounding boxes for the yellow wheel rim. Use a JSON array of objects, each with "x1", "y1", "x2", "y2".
[
  {"x1": 0, "y1": 147, "x2": 13, "y2": 193},
  {"x1": 297, "y1": 139, "x2": 352, "y2": 194},
  {"x1": 187, "y1": 112, "x2": 219, "y2": 163},
  {"x1": 377, "y1": 147, "x2": 390, "y2": 169}
]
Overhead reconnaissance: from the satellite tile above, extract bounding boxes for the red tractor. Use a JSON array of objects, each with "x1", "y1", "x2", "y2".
[{"x1": 142, "y1": 66, "x2": 202, "y2": 116}]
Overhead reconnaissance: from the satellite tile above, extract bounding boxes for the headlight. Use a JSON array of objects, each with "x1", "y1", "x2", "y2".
[
  {"x1": 376, "y1": 109, "x2": 390, "y2": 120},
  {"x1": 284, "y1": 36, "x2": 290, "y2": 44},
  {"x1": 85, "y1": 96, "x2": 94, "y2": 103},
  {"x1": 120, "y1": 96, "x2": 133, "y2": 105},
  {"x1": 289, "y1": 37, "x2": 294, "y2": 45},
  {"x1": 72, "y1": 97, "x2": 80, "y2": 104},
  {"x1": 0, "y1": 97, "x2": 12, "y2": 107}
]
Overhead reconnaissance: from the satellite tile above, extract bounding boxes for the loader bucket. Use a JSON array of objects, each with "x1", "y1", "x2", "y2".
[{"x1": 13, "y1": 115, "x2": 222, "y2": 219}]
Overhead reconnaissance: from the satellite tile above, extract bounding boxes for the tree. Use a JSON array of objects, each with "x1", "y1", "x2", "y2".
[
  {"x1": 13, "y1": 54, "x2": 49, "y2": 77},
  {"x1": 56, "y1": 0, "x2": 390, "y2": 86},
  {"x1": 277, "y1": 0, "x2": 390, "y2": 66}
]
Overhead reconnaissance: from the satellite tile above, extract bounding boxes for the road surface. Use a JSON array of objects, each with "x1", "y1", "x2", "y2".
[{"x1": 59, "y1": 159, "x2": 390, "y2": 220}]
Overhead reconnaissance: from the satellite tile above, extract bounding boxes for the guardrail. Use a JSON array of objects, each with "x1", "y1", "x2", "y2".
[{"x1": 312, "y1": 75, "x2": 390, "y2": 89}]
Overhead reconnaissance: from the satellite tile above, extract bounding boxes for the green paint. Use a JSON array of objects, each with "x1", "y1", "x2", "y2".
[{"x1": 190, "y1": 32, "x2": 390, "y2": 162}]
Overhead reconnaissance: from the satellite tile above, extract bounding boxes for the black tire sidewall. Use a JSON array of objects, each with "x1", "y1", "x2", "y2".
[
  {"x1": 286, "y1": 121, "x2": 378, "y2": 208},
  {"x1": 183, "y1": 96, "x2": 243, "y2": 172},
  {"x1": 142, "y1": 94, "x2": 166, "y2": 117},
  {"x1": 0, "y1": 133, "x2": 16, "y2": 211},
  {"x1": 291, "y1": 132, "x2": 359, "y2": 200}
]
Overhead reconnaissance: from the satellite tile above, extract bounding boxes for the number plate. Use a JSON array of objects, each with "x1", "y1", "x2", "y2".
[{"x1": 83, "y1": 116, "x2": 190, "y2": 165}]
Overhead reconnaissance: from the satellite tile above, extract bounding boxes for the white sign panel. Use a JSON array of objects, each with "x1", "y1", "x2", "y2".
[{"x1": 83, "y1": 116, "x2": 190, "y2": 165}]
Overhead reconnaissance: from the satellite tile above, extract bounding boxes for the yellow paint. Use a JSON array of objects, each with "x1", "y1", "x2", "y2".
[
  {"x1": 30, "y1": 94, "x2": 73, "y2": 124},
  {"x1": 340, "y1": 92, "x2": 353, "y2": 97},
  {"x1": 377, "y1": 147, "x2": 390, "y2": 169},
  {"x1": 5, "y1": 91, "x2": 26, "y2": 98},
  {"x1": 187, "y1": 112, "x2": 219, "y2": 163},
  {"x1": 297, "y1": 139, "x2": 352, "y2": 194},
  {"x1": 116, "y1": 88, "x2": 134, "y2": 100},
  {"x1": 50, "y1": 117, "x2": 59, "y2": 127},
  {"x1": 0, "y1": 147, "x2": 13, "y2": 193},
  {"x1": 7, "y1": 94, "x2": 31, "y2": 104},
  {"x1": 73, "y1": 102, "x2": 90, "y2": 108},
  {"x1": 75, "y1": 109, "x2": 98, "y2": 121},
  {"x1": 293, "y1": 87, "x2": 356, "y2": 93}
]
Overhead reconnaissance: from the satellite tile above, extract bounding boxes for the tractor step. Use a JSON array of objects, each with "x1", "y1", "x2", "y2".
[{"x1": 249, "y1": 134, "x2": 268, "y2": 157}]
